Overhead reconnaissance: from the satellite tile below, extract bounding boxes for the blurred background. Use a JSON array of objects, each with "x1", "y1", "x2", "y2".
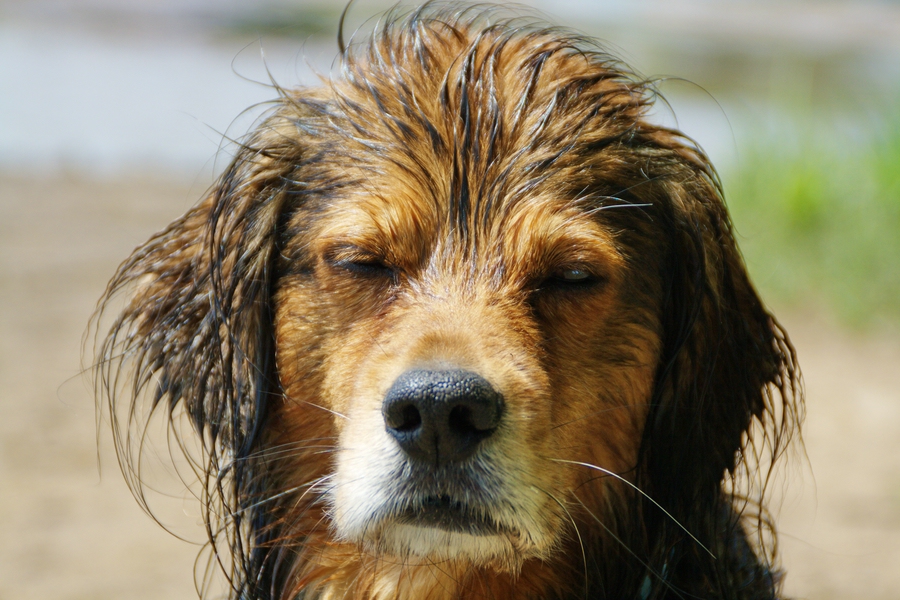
[{"x1": 1, "y1": 0, "x2": 898, "y2": 598}]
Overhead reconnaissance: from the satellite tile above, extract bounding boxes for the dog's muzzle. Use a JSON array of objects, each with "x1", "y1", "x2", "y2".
[
  {"x1": 382, "y1": 369, "x2": 504, "y2": 467},
  {"x1": 332, "y1": 368, "x2": 549, "y2": 560}
]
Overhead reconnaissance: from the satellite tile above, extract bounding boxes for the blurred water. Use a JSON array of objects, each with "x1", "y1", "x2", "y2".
[
  {"x1": 2, "y1": 0, "x2": 898, "y2": 180},
  {"x1": 0, "y1": 18, "x2": 334, "y2": 179}
]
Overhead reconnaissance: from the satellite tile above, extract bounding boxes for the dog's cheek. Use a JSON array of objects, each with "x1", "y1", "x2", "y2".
[
  {"x1": 273, "y1": 276, "x2": 338, "y2": 426},
  {"x1": 269, "y1": 277, "x2": 346, "y2": 540},
  {"x1": 318, "y1": 310, "x2": 411, "y2": 542},
  {"x1": 539, "y1": 291, "x2": 660, "y2": 483},
  {"x1": 276, "y1": 258, "x2": 396, "y2": 418}
]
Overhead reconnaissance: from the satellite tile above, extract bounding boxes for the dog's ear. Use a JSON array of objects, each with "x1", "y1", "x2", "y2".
[
  {"x1": 95, "y1": 106, "x2": 307, "y2": 482},
  {"x1": 648, "y1": 153, "x2": 799, "y2": 488},
  {"x1": 636, "y1": 137, "x2": 801, "y2": 590}
]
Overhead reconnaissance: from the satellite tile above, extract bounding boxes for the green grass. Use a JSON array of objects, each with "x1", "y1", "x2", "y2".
[
  {"x1": 724, "y1": 110, "x2": 900, "y2": 330},
  {"x1": 218, "y1": 5, "x2": 347, "y2": 40}
]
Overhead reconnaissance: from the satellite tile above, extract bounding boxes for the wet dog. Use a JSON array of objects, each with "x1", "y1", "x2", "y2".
[{"x1": 95, "y1": 5, "x2": 801, "y2": 599}]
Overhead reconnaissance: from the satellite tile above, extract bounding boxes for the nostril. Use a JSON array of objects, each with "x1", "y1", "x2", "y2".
[
  {"x1": 448, "y1": 405, "x2": 474, "y2": 434},
  {"x1": 398, "y1": 404, "x2": 422, "y2": 432},
  {"x1": 385, "y1": 402, "x2": 422, "y2": 432},
  {"x1": 448, "y1": 403, "x2": 497, "y2": 435}
]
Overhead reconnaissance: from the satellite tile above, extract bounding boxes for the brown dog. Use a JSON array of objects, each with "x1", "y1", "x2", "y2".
[{"x1": 95, "y1": 5, "x2": 801, "y2": 599}]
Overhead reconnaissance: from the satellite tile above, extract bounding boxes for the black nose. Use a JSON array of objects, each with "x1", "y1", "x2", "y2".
[{"x1": 382, "y1": 370, "x2": 504, "y2": 467}]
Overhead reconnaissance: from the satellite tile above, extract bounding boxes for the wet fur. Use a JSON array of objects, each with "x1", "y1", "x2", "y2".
[{"x1": 95, "y1": 5, "x2": 801, "y2": 600}]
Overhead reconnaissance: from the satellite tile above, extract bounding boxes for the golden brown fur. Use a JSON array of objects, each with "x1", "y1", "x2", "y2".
[{"x1": 95, "y1": 5, "x2": 801, "y2": 599}]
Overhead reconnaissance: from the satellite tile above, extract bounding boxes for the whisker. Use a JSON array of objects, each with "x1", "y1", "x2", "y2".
[
  {"x1": 570, "y1": 495, "x2": 686, "y2": 600},
  {"x1": 236, "y1": 444, "x2": 338, "y2": 462},
  {"x1": 236, "y1": 477, "x2": 327, "y2": 515},
  {"x1": 548, "y1": 458, "x2": 715, "y2": 559},
  {"x1": 534, "y1": 485, "x2": 589, "y2": 599},
  {"x1": 281, "y1": 393, "x2": 349, "y2": 420},
  {"x1": 585, "y1": 199, "x2": 653, "y2": 214}
]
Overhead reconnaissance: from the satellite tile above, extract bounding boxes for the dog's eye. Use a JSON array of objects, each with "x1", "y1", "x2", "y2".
[
  {"x1": 340, "y1": 257, "x2": 393, "y2": 277},
  {"x1": 326, "y1": 248, "x2": 395, "y2": 279},
  {"x1": 558, "y1": 268, "x2": 591, "y2": 282},
  {"x1": 547, "y1": 266, "x2": 602, "y2": 287}
]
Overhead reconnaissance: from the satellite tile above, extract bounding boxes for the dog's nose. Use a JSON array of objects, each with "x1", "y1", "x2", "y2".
[{"x1": 382, "y1": 370, "x2": 504, "y2": 466}]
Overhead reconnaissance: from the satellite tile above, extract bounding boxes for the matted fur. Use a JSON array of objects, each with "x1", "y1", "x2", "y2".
[{"x1": 94, "y1": 4, "x2": 802, "y2": 599}]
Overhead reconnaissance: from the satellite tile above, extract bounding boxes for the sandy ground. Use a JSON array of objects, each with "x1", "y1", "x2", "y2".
[{"x1": 1, "y1": 173, "x2": 898, "y2": 599}]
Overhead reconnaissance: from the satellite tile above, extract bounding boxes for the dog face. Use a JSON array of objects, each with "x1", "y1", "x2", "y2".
[
  {"x1": 276, "y1": 153, "x2": 659, "y2": 568},
  {"x1": 97, "y1": 7, "x2": 800, "y2": 600},
  {"x1": 271, "y1": 29, "x2": 669, "y2": 572}
]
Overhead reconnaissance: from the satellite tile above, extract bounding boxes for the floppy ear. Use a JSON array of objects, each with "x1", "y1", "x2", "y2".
[
  {"x1": 637, "y1": 139, "x2": 801, "y2": 593},
  {"x1": 94, "y1": 105, "x2": 307, "y2": 584}
]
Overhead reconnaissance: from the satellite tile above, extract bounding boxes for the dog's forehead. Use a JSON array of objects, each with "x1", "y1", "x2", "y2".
[
  {"x1": 313, "y1": 186, "x2": 599, "y2": 236},
  {"x1": 281, "y1": 19, "x2": 649, "y2": 276},
  {"x1": 303, "y1": 186, "x2": 623, "y2": 279}
]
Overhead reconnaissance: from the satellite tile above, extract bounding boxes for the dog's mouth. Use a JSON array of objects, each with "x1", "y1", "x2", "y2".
[{"x1": 395, "y1": 496, "x2": 506, "y2": 536}]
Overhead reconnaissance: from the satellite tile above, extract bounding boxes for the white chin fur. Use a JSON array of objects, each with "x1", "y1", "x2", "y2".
[{"x1": 370, "y1": 523, "x2": 522, "y2": 569}]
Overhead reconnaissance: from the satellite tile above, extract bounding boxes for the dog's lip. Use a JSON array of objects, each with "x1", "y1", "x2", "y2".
[{"x1": 394, "y1": 496, "x2": 506, "y2": 536}]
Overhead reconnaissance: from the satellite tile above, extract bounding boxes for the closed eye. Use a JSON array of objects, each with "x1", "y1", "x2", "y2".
[
  {"x1": 341, "y1": 258, "x2": 394, "y2": 278},
  {"x1": 556, "y1": 268, "x2": 592, "y2": 283},
  {"x1": 326, "y1": 246, "x2": 396, "y2": 279},
  {"x1": 539, "y1": 266, "x2": 607, "y2": 292}
]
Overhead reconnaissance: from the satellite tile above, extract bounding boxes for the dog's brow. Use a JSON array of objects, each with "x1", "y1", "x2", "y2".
[{"x1": 501, "y1": 203, "x2": 622, "y2": 263}]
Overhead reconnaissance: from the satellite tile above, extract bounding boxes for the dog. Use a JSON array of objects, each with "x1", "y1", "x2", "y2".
[{"x1": 95, "y1": 4, "x2": 802, "y2": 599}]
